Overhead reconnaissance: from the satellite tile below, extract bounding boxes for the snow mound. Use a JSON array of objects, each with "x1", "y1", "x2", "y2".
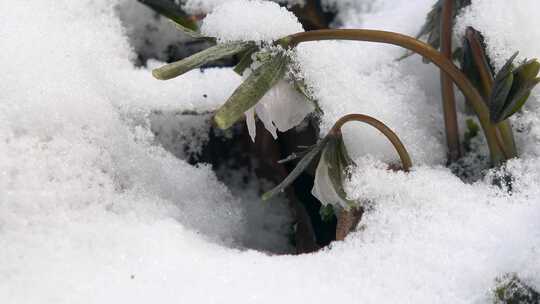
[
  {"x1": 183, "y1": 0, "x2": 305, "y2": 15},
  {"x1": 2, "y1": 0, "x2": 540, "y2": 303},
  {"x1": 201, "y1": 0, "x2": 304, "y2": 42}
]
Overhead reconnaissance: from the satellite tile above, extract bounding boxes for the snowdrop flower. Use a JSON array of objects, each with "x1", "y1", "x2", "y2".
[
  {"x1": 245, "y1": 80, "x2": 314, "y2": 141},
  {"x1": 311, "y1": 136, "x2": 357, "y2": 210},
  {"x1": 263, "y1": 113, "x2": 412, "y2": 208}
]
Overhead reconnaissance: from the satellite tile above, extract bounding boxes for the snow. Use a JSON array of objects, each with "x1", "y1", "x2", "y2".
[
  {"x1": 183, "y1": 0, "x2": 305, "y2": 14},
  {"x1": 201, "y1": 0, "x2": 304, "y2": 42},
  {"x1": 1, "y1": 0, "x2": 540, "y2": 303}
]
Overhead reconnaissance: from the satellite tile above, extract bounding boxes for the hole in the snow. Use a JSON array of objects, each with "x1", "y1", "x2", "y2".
[
  {"x1": 147, "y1": 110, "x2": 340, "y2": 254},
  {"x1": 116, "y1": 1, "x2": 234, "y2": 66},
  {"x1": 115, "y1": 0, "x2": 340, "y2": 255}
]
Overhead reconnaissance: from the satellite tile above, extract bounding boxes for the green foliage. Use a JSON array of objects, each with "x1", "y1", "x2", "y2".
[
  {"x1": 493, "y1": 274, "x2": 540, "y2": 304},
  {"x1": 460, "y1": 27, "x2": 495, "y2": 98},
  {"x1": 463, "y1": 118, "x2": 480, "y2": 152},
  {"x1": 233, "y1": 47, "x2": 258, "y2": 76},
  {"x1": 262, "y1": 137, "x2": 331, "y2": 201},
  {"x1": 489, "y1": 53, "x2": 540, "y2": 123},
  {"x1": 152, "y1": 42, "x2": 253, "y2": 80},
  {"x1": 319, "y1": 205, "x2": 335, "y2": 222},
  {"x1": 416, "y1": 0, "x2": 471, "y2": 51},
  {"x1": 214, "y1": 51, "x2": 289, "y2": 130},
  {"x1": 323, "y1": 136, "x2": 357, "y2": 208}
]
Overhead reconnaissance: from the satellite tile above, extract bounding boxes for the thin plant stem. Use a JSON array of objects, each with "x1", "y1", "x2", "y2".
[
  {"x1": 440, "y1": 0, "x2": 461, "y2": 163},
  {"x1": 465, "y1": 28, "x2": 517, "y2": 159},
  {"x1": 328, "y1": 114, "x2": 413, "y2": 171},
  {"x1": 284, "y1": 29, "x2": 505, "y2": 165}
]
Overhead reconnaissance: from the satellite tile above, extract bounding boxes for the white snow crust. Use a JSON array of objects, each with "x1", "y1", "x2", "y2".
[
  {"x1": 201, "y1": 0, "x2": 304, "y2": 42},
  {"x1": 183, "y1": 0, "x2": 305, "y2": 15},
  {"x1": 1, "y1": 0, "x2": 540, "y2": 303}
]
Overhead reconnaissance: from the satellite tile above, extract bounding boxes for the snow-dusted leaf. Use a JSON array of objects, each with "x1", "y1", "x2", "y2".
[
  {"x1": 233, "y1": 47, "x2": 258, "y2": 76},
  {"x1": 262, "y1": 137, "x2": 330, "y2": 201},
  {"x1": 152, "y1": 41, "x2": 253, "y2": 80},
  {"x1": 214, "y1": 52, "x2": 288, "y2": 130}
]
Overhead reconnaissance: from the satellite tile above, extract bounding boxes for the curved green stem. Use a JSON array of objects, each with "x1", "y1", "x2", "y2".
[
  {"x1": 285, "y1": 29, "x2": 505, "y2": 165},
  {"x1": 329, "y1": 114, "x2": 413, "y2": 171}
]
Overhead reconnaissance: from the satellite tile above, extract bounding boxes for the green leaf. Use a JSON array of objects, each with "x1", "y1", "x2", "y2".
[
  {"x1": 214, "y1": 52, "x2": 288, "y2": 130},
  {"x1": 514, "y1": 59, "x2": 540, "y2": 82},
  {"x1": 325, "y1": 137, "x2": 356, "y2": 208},
  {"x1": 413, "y1": 0, "x2": 471, "y2": 62},
  {"x1": 138, "y1": 0, "x2": 203, "y2": 38},
  {"x1": 490, "y1": 56, "x2": 540, "y2": 122},
  {"x1": 293, "y1": 80, "x2": 322, "y2": 114},
  {"x1": 494, "y1": 273, "x2": 540, "y2": 304},
  {"x1": 461, "y1": 38, "x2": 483, "y2": 96},
  {"x1": 319, "y1": 205, "x2": 335, "y2": 222},
  {"x1": 489, "y1": 52, "x2": 518, "y2": 122},
  {"x1": 152, "y1": 41, "x2": 253, "y2": 80},
  {"x1": 262, "y1": 137, "x2": 331, "y2": 201},
  {"x1": 461, "y1": 27, "x2": 495, "y2": 98},
  {"x1": 496, "y1": 78, "x2": 540, "y2": 122},
  {"x1": 233, "y1": 47, "x2": 258, "y2": 76}
]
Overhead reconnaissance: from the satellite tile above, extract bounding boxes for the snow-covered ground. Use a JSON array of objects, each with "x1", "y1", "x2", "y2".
[{"x1": 1, "y1": 0, "x2": 539, "y2": 303}]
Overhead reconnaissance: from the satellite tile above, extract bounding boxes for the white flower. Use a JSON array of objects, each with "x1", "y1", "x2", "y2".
[
  {"x1": 311, "y1": 148, "x2": 352, "y2": 210},
  {"x1": 245, "y1": 80, "x2": 314, "y2": 142}
]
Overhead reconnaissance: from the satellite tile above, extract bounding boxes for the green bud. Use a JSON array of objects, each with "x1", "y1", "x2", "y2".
[
  {"x1": 314, "y1": 136, "x2": 357, "y2": 210},
  {"x1": 489, "y1": 53, "x2": 540, "y2": 123}
]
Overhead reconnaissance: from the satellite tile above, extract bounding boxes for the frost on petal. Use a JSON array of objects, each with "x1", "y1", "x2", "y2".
[
  {"x1": 255, "y1": 102, "x2": 278, "y2": 139},
  {"x1": 264, "y1": 81, "x2": 314, "y2": 133},
  {"x1": 258, "y1": 80, "x2": 314, "y2": 137},
  {"x1": 245, "y1": 107, "x2": 257, "y2": 142},
  {"x1": 311, "y1": 152, "x2": 349, "y2": 210},
  {"x1": 246, "y1": 80, "x2": 314, "y2": 142}
]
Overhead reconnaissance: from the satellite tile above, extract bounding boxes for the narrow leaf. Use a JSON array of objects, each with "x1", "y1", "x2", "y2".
[
  {"x1": 262, "y1": 137, "x2": 331, "y2": 201},
  {"x1": 153, "y1": 41, "x2": 252, "y2": 80},
  {"x1": 214, "y1": 52, "x2": 288, "y2": 130},
  {"x1": 278, "y1": 150, "x2": 311, "y2": 164},
  {"x1": 325, "y1": 137, "x2": 356, "y2": 207},
  {"x1": 496, "y1": 78, "x2": 540, "y2": 122},
  {"x1": 293, "y1": 80, "x2": 322, "y2": 114},
  {"x1": 138, "y1": 0, "x2": 202, "y2": 38},
  {"x1": 233, "y1": 47, "x2": 258, "y2": 76},
  {"x1": 489, "y1": 52, "x2": 519, "y2": 122}
]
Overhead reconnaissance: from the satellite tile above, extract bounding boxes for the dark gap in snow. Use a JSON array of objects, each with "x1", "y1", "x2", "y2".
[
  {"x1": 115, "y1": 0, "x2": 340, "y2": 254},
  {"x1": 147, "y1": 109, "x2": 338, "y2": 253},
  {"x1": 116, "y1": 1, "x2": 222, "y2": 66}
]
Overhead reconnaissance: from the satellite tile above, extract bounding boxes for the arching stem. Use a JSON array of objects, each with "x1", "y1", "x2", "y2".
[
  {"x1": 328, "y1": 114, "x2": 413, "y2": 171},
  {"x1": 283, "y1": 29, "x2": 505, "y2": 165}
]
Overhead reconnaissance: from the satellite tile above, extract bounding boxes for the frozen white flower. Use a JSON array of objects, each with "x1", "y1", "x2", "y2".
[
  {"x1": 311, "y1": 145, "x2": 352, "y2": 210},
  {"x1": 245, "y1": 80, "x2": 314, "y2": 141}
]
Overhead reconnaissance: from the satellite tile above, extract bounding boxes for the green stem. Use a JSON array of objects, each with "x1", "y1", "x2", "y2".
[
  {"x1": 497, "y1": 122, "x2": 517, "y2": 158},
  {"x1": 285, "y1": 29, "x2": 505, "y2": 165},
  {"x1": 329, "y1": 114, "x2": 413, "y2": 171},
  {"x1": 440, "y1": 0, "x2": 461, "y2": 163}
]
